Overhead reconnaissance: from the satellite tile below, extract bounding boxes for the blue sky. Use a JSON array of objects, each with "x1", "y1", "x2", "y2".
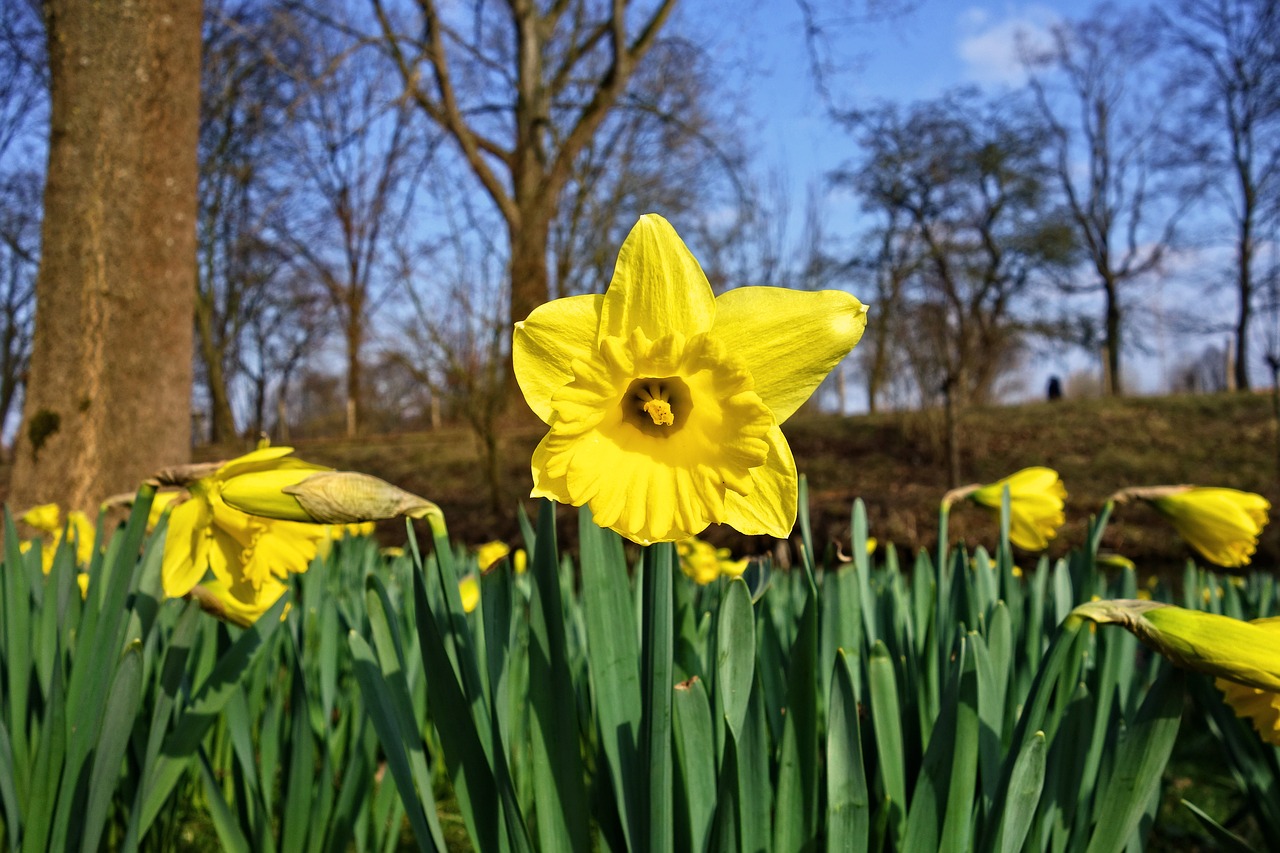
[{"x1": 673, "y1": 0, "x2": 1219, "y2": 401}]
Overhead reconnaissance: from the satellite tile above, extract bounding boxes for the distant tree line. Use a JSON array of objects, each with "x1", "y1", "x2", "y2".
[{"x1": 1, "y1": 0, "x2": 1277, "y2": 507}]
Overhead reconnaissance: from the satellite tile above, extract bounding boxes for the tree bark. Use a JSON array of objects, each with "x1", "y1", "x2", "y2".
[
  {"x1": 1235, "y1": 216, "x2": 1253, "y2": 391},
  {"x1": 9, "y1": 0, "x2": 201, "y2": 513}
]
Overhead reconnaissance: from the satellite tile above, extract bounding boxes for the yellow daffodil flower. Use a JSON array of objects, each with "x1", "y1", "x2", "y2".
[
  {"x1": 459, "y1": 575, "x2": 480, "y2": 614},
  {"x1": 1072, "y1": 599, "x2": 1280, "y2": 745},
  {"x1": 162, "y1": 447, "x2": 331, "y2": 604},
  {"x1": 513, "y1": 549, "x2": 527, "y2": 574},
  {"x1": 20, "y1": 504, "x2": 97, "y2": 572},
  {"x1": 966, "y1": 467, "x2": 1067, "y2": 551},
  {"x1": 1071, "y1": 600, "x2": 1280, "y2": 692},
  {"x1": 677, "y1": 537, "x2": 750, "y2": 585},
  {"x1": 476, "y1": 540, "x2": 510, "y2": 572},
  {"x1": 21, "y1": 503, "x2": 61, "y2": 534},
  {"x1": 514, "y1": 214, "x2": 866, "y2": 544},
  {"x1": 148, "y1": 491, "x2": 182, "y2": 531},
  {"x1": 1147, "y1": 487, "x2": 1270, "y2": 568},
  {"x1": 76, "y1": 573, "x2": 90, "y2": 599},
  {"x1": 1216, "y1": 674, "x2": 1280, "y2": 745},
  {"x1": 189, "y1": 575, "x2": 290, "y2": 628}
]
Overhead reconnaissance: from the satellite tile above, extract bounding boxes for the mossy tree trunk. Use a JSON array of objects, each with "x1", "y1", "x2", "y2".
[{"x1": 8, "y1": 0, "x2": 201, "y2": 513}]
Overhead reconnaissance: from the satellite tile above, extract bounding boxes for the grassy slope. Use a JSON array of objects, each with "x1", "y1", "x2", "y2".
[{"x1": 241, "y1": 390, "x2": 1279, "y2": 572}]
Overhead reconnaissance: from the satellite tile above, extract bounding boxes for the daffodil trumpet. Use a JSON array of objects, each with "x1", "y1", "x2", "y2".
[
  {"x1": 1111, "y1": 485, "x2": 1270, "y2": 568},
  {"x1": 514, "y1": 213, "x2": 867, "y2": 545},
  {"x1": 943, "y1": 467, "x2": 1067, "y2": 552}
]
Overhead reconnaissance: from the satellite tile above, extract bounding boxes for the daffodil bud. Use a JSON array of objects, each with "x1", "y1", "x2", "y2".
[
  {"x1": 1071, "y1": 599, "x2": 1280, "y2": 692},
  {"x1": 220, "y1": 468, "x2": 319, "y2": 523},
  {"x1": 280, "y1": 471, "x2": 442, "y2": 525}
]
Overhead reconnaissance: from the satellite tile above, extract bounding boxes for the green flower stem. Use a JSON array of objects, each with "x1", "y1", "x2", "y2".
[{"x1": 640, "y1": 542, "x2": 675, "y2": 853}]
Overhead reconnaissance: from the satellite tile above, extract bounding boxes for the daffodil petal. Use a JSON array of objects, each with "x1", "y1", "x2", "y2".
[
  {"x1": 162, "y1": 498, "x2": 210, "y2": 598},
  {"x1": 713, "y1": 287, "x2": 867, "y2": 423},
  {"x1": 598, "y1": 214, "x2": 716, "y2": 344},
  {"x1": 722, "y1": 425, "x2": 798, "y2": 538},
  {"x1": 513, "y1": 294, "x2": 603, "y2": 423}
]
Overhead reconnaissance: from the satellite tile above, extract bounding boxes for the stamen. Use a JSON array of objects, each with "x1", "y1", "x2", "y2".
[{"x1": 644, "y1": 399, "x2": 675, "y2": 426}]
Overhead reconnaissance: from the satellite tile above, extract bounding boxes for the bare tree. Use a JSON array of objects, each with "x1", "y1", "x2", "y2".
[
  {"x1": 0, "y1": 2, "x2": 46, "y2": 442},
  {"x1": 843, "y1": 92, "x2": 1075, "y2": 483},
  {"x1": 369, "y1": 0, "x2": 680, "y2": 406},
  {"x1": 1161, "y1": 0, "x2": 1280, "y2": 391},
  {"x1": 284, "y1": 10, "x2": 430, "y2": 437},
  {"x1": 1024, "y1": 7, "x2": 1191, "y2": 396},
  {"x1": 195, "y1": 0, "x2": 307, "y2": 442}
]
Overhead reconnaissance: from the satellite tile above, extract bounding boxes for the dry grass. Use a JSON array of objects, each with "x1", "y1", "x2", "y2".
[{"x1": 194, "y1": 390, "x2": 1280, "y2": 573}]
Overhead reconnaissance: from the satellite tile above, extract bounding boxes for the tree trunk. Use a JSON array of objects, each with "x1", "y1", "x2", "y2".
[
  {"x1": 1104, "y1": 279, "x2": 1122, "y2": 396},
  {"x1": 9, "y1": 0, "x2": 201, "y2": 513},
  {"x1": 344, "y1": 305, "x2": 362, "y2": 437},
  {"x1": 1235, "y1": 218, "x2": 1253, "y2": 392},
  {"x1": 505, "y1": 208, "x2": 550, "y2": 414}
]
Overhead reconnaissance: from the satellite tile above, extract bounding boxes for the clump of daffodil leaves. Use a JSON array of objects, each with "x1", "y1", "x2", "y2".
[{"x1": 514, "y1": 214, "x2": 867, "y2": 545}]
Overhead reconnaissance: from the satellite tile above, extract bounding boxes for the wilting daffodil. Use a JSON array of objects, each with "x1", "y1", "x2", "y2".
[
  {"x1": 514, "y1": 214, "x2": 867, "y2": 544},
  {"x1": 1120, "y1": 486, "x2": 1270, "y2": 568},
  {"x1": 677, "y1": 537, "x2": 749, "y2": 585},
  {"x1": 1072, "y1": 599, "x2": 1280, "y2": 744},
  {"x1": 162, "y1": 448, "x2": 331, "y2": 604},
  {"x1": 951, "y1": 467, "x2": 1067, "y2": 551}
]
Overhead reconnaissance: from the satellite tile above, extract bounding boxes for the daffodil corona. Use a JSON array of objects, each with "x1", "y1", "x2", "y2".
[{"x1": 514, "y1": 214, "x2": 867, "y2": 544}]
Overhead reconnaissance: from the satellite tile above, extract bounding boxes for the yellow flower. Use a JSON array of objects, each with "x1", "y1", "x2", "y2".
[
  {"x1": 677, "y1": 537, "x2": 749, "y2": 585},
  {"x1": 1147, "y1": 487, "x2": 1270, "y2": 568},
  {"x1": 190, "y1": 575, "x2": 290, "y2": 628},
  {"x1": 21, "y1": 503, "x2": 61, "y2": 534},
  {"x1": 20, "y1": 505, "x2": 96, "y2": 573},
  {"x1": 162, "y1": 447, "x2": 331, "y2": 604},
  {"x1": 148, "y1": 491, "x2": 182, "y2": 532},
  {"x1": 513, "y1": 549, "x2": 528, "y2": 574},
  {"x1": 476, "y1": 540, "x2": 510, "y2": 572},
  {"x1": 514, "y1": 214, "x2": 866, "y2": 545},
  {"x1": 459, "y1": 575, "x2": 480, "y2": 614},
  {"x1": 969, "y1": 467, "x2": 1066, "y2": 551},
  {"x1": 1216, "y1": 675, "x2": 1280, "y2": 746},
  {"x1": 1071, "y1": 600, "x2": 1280, "y2": 692},
  {"x1": 865, "y1": 537, "x2": 878, "y2": 556}
]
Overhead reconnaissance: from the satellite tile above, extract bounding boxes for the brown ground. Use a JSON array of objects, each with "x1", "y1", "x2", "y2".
[{"x1": 171, "y1": 390, "x2": 1280, "y2": 574}]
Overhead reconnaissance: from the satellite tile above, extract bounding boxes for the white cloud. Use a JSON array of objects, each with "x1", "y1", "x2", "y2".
[{"x1": 956, "y1": 5, "x2": 1060, "y2": 86}]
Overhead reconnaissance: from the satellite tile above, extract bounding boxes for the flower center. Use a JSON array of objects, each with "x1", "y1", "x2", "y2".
[{"x1": 625, "y1": 376, "x2": 690, "y2": 437}]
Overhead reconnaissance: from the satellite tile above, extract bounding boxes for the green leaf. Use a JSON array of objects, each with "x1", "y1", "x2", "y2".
[
  {"x1": 826, "y1": 650, "x2": 869, "y2": 850},
  {"x1": 138, "y1": 595, "x2": 289, "y2": 834},
  {"x1": 1179, "y1": 799, "x2": 1254, "y2": 852},
  {"x1": 993, "y1": 732, "x2": 1047, "y2": 853},
  {"x1": 526, "y1": 501, "x2": 590, "y2": 853},
  {"x1": 80, "y1": 640, "x2": 145, "y2": 853},
  {"x1": 772, "y1": 587, "x2": 820, "y2": 852},
  {"x1": 869, "y1": 639, "x2": 907, "y2": 843},
  {"x1": 716, "y1": 578, "x2": 755, "y2": 744},
  {"x1": 578, "y1": 508, "x2": 641, "y2": 849},
  {"x1": 1085, "y1": 668, "x2": 1183, "y2": 853},
  {"x1": 639, "y1": 541, "x2": 676, "y2": 853},
  {"x1": 672, "y1": 676, "x2": 716, "y2": 853},
  {"x1": 197, "y1": 748, "x2": 253, "y2": 853},
  {"x1": 348, "y1": 630, "x2": 444, "y2": 853}
]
